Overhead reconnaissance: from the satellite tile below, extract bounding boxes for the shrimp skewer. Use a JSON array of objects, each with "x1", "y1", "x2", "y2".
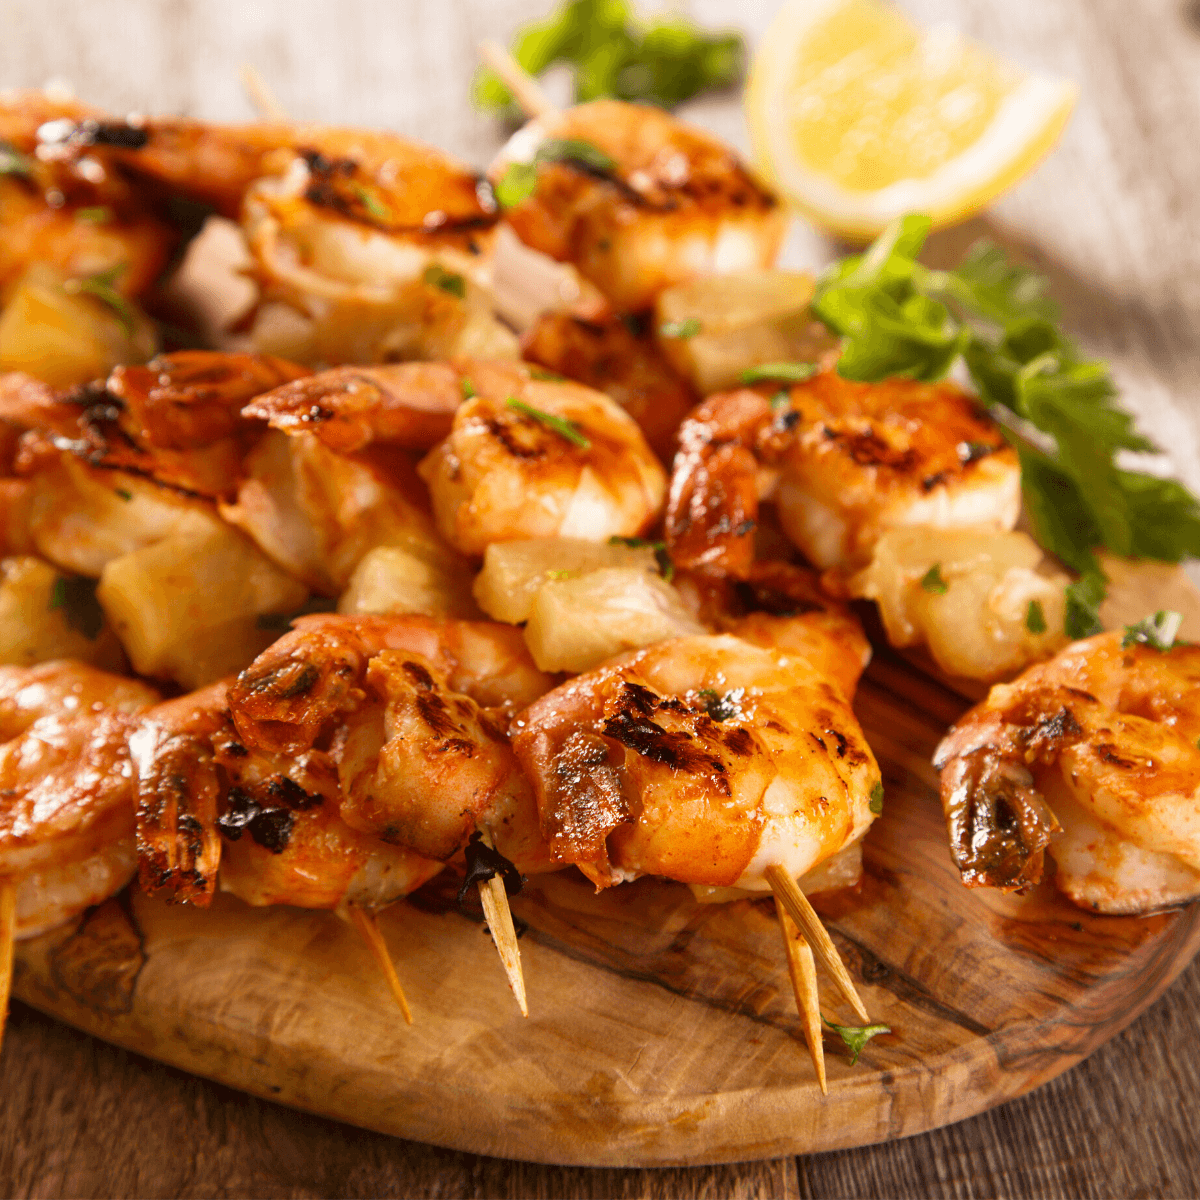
[{"x1": 933, "y1": 629, "x2": 1200, "y2": 913}]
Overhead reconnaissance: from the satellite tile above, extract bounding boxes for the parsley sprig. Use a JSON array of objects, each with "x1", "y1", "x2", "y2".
[
  {"x1": 475, "y1": 0, "x2": 743, "y2": 118},
  {"x1": 63, "y1": 264, "x2": 137, "y2": 337},
  {"x1": 813, "y1": 215, "x2": 1200, "y2": 633},
  {"x1": 506, "y1": 397, "x2": 591, "y2": 449},
  {"x1": 495, "y1": 138, "x2": 617, "y2": 209},
  {"x1": 822, "y1": 1015, "x2": 891, "y2": 1065}
]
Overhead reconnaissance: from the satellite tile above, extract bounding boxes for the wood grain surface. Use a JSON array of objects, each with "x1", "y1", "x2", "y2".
[{"x1": 3, "y1": 0, "x2": 1200, "y2": 1195}]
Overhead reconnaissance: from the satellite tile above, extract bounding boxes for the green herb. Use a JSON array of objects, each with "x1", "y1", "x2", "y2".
[
  {"x1": 1025, "y1": 599, "x2": 1047, "y2": 635},
  {"x1": 527, "y1": 366, "x2": 565, "y2": 381},
  {"x1": 474, "y1": 0, "x2": 743, "y2": 117},
  {"x1": 739, "y1": 361, "x2": 819, "y2": 385},
  {"x1": 0, "y1": 141, "x2": 33, "y2": 177},
  {"x1": 546, "y1": 569, "x2": 575, "y2": 580},
  {"x1": 114, "y1": 487, "x2": 133, "y2": 502},
  {"x1": 608, "y1": 535, "x2": 674, "y2": 581},
  {"x1": 1122, "y1": 610, "x2": 1183, "y2": 652},
  {"x1": 660, "y1": 317, "x2": 702, "y2": 339},
  {"x1": 48, "y1": 575, "x2": 105, "y2": 640},
  {"x1": 64, "y1": 264, "x2": 136, "y2": 337},
  {"x1": 869, "y1": 781, "x2": 884, "y2": 815},
  {"x1": 822, "y1": 1016, "x2": 891, "y2": 1066},
  {"x1": 1064, "y1": 572, "x2": 1106, "y2": 639},
  {"x1": 812, "y1": 215, "x2": 1200, "y2": 613},
  {"x1": 920, "y1": 564, "x2": 948, "y2": 595},
  {"x1": 696, "y1": 686, "x2": 743, "y2": 722},
  {"x1": 351, "y1": 184, "x2": 393, "y2": 223},
  {"x1": 494, "y1": 138, "x2": 617, "y2": 210},
  {"x1": 506, "y1": 397, "x2": 591, "y2": 449},
  {"x1": 770, "y1": 391, "x2": 792, "y2": 411},
  {"x1": 423, "y1": 264, "x2": 466, "y2": 298},
  {"x1": 76, "y1": 206, "x2": 113, "y2": 224},
  {"x1": 461, "y1": 377, "x2": 477, "y2": 400}
]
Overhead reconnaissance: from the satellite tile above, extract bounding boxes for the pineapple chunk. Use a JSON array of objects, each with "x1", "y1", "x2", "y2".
[
  {"x1": 339, "y1": 545, "x2": 479, "y2": 618},
  {"x1": 524, "y1": 567, "x2": 704, "y2": 673},
  {"x1": 473, "y1": 537, "x2": 662, "y2": 624},
  {"x1": 654, "y1": 269, "x2": 836, "y2": 394},
  {"x1": 0, "y1": 556, "x2": 125, "y2": 670},
  {"x1": 97, "y1": 523, "x2": 307, "y2": 690},
  {"x1": 851, "y1": 527, "x2": 1070, "y2": 681},
  {"x1": 0, "y1": 264, "x2": 156, "y2": 387}
]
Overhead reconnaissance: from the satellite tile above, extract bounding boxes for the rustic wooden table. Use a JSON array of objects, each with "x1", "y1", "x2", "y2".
[{"x1": 3, "y1": 0, "x2": 1200, "y2": 1195}]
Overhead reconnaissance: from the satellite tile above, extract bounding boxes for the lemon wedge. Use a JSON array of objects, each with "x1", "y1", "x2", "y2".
[{"x1": 746, "y1": 0, "x2": 1078, "y2": 240}]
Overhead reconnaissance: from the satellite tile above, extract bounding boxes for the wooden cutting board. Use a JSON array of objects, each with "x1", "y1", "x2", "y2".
[{"x1": 11, "y1": 562, "x2": 1200, "y2": 1168}]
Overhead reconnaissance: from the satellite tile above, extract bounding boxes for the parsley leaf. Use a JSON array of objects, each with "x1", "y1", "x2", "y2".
[
  {"x1": 461, "y1": 377, "x2": 477, "y2": 400},
  {"x1": 474, "y1": 0, "x2": 743, "y2": 116},
  {"x1": 822, "y1": 1015, "x2": 891, "y2": 1065},
  {"x1": 869, "y1": 781, "x2": 884, "y2": 815},
  {"x1": 660, "y1": 317, "x2": 702, "y2": 339},
  {"x1": 920, "y1": 564, "x2": 948, "y2": 595},
  {"x1": 696, "y1": 686, "x2": 744, "y2": 721},
  {"x1": 63, "y1": 264, "x2": 136, "y2": 337},
  {"x1": 423, "y1": 264, "x2": 466, "y2": 298},
  {"x1": 494, "y1": 137, "x2": 617, "y2": 210},
  {"x1": 1064, "y1": 571, "x2": 1106, "y2": 640},
  {"x1": 506, "y1": 397, "x2": 591, "y2": 449},
  {"x1": 813, "y1": 216, "x2": 1200, "y2": 613},
  {"x1": 76, "y1": 205, "x2": 113, "y2": 224},
  {"x1": 740, "y1": 361, "x2": 819, "y2": 385},
  {"x1": 1025, "y1": 599, "x2": 1047, "y2": 635},
  {"x1": 608, "y1": 535, "x2": 674, "y2": 581},
  {"x1": 0, "y1": 141, "x2": 33, "y2": 177},
  {"x1": 350, "y1": 184, "x2": 393, "y2": 223},
  {"x1": 49, "y1": 575, "x2": 105, "y2": 640},
  {"x1": 1122, "y1": 610, "x2": 1183, "y2": 651}
]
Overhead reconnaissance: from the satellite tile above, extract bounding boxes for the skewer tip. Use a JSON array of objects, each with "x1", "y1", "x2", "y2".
[
  {"x1": 348, "y1": 905, "x2": 414, "y2": 1025},
  {"x1": 477, "y1": 827, "x2": 529, "y2": 1017}
]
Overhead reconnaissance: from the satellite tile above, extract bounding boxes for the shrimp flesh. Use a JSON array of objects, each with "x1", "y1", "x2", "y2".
[
  {"x1": 491, "y1": 99, "x2": 787, "y2": 312},
  {"x1": 417, "y1": 361, "x2": 667, "y2": 555},
  {"x1": 511, "y1": 634, "x2": 881, "y2": 891},
  {"x1": 666, "y1": 370, "x2": 1020, "y2": 578},
  {"x1": 0, "y1": 660, "x2": 158, "y2": 937},
  {"x1": 934, "y1": 631, "x2": 1200, "y2": 913}
]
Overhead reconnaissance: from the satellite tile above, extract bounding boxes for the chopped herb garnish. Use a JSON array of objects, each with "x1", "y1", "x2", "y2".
[
  {"x1": 114, "y1": 487, "x2": 133, "y2": 502},
  {"x1": 920, "y1": 564, "x2": 949, "y2": 595},
  {"x1": 474, "y1": 0, "x2": 744, "y2": 116},
  {"x1": 461, "y1": 376, "x2": 477, "y2": 399},
  {"x1": 660, "y1": 317, "x2": 702, "y2": 339},
  {"x1": 0, "y1": 141, "x2": 33, "y2": 177},
  {"x1": 527, "y1": 366, "x2": 565, "y2": 381},
  {"x1": 423, "y1": 264, "x2": 466, "y2": 299},
  {"x1": 608, "y1": 535, "x2": 674, "y2": 581},
  {"x1": 506, "y1": 397, "x2": 591, "y2": 449},
  {"x1": 812, "y1": 215, "x2": 1200, "y2": 613},
  {"x1": 76, "y1": 206, "x2": 113, "y2": 223},
  {"x1": 1122, "y1": 610, "x2": 1183, "y2": 652},
  {"x1": 770, "y1": 390, "x2": 792, "y2": 411},
  {"x1": 1025, "y1": 599, "x2": 1047, "y2": 635},
  {"x1": 822, "y1": 1015, "x2": 891, "y2": 1065},
  {"x1": 351, "y1": 184, "x2": 393, "y2": 223},
  {"x1": 63, "y1": 264, "x2": 136, "y2": 337},
  {"x1": 494, "y1": 137, "x2": 617, "y2": 209},
  {"x1": 546, "y1": 569, "x2": 575, "y2": 580},
  {"x1": 48, "y1": 575, "x2": 105, "y2": 640},
  {"x1": 739, "y1": 361, "x2": 819, "y2": 385},
  {"x1": 697, "y1": 686, "x2": 744, "y2": 722},
  {"x1": 869, "y1": 781, "x2": 884, "y2": 815}
]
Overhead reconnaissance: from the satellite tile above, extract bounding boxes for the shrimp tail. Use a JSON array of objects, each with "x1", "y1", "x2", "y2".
[{"x1": 939, "y1": 747, "x2": 1061, "y2": 890}]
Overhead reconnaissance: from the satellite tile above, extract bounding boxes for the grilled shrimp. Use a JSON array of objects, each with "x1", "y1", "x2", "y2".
[
  {"x1": 1, "y1": 351, "x2": 308, "y2": 499},
  {"x1": 933, "y1": 631, "x2": 1200, "y2": 913},
  {"x1": 490, "y1": 100, "x2": 787, "y2": 312},
  {"x1": 0, "y1": 660, "x2": 158, "y2": 937},
  {"x1": 511, "y1": 634, "x2": 881, "y2": 891},
  {"x1": 227, "y1": 614, "x2": 556, "y2": 872},
  {"x1": 0, "y1": 91, "x2": 177, "y2": 297},
  {"x1": 39, "y1": 114, "x2": 514, "y2": 366},
  {"x1": 416, "y1": 362, "x2": 667, "y2": 555},
  {"x1": 666, "y1": 370, "x2": 1019, "y2": 578},
  {"x1": 519, "y1": 312, "x2": 697, "y2": 460}
]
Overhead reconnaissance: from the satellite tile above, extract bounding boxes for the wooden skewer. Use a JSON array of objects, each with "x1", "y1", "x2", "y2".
[
  {"x1": 240, "y1": 65, "x2": 290, "y2": 122},
  {"x1": 765, "y1": 863, "x2": 870, "y2": 1023},
  {"x1": 478, "y1": 39, "x2": 557, "y2": 119},
  {"x1": 774, "y1": 895, "x2": 826, "y2": 1094},
  {"x1": 347, "y1": 904, "x2": 413, "y2": 1025},
  {"x1": 0, "y1": 878, "x2": 15, "y2": 1055},
  {"x1": 477, "y1": 827, "x2": 528, "y2": 1017}
]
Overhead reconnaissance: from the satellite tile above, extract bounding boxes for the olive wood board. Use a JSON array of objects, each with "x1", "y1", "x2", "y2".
[{"x1": 10, "y1": 561, "x2": 1200, "y2": 1167}]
